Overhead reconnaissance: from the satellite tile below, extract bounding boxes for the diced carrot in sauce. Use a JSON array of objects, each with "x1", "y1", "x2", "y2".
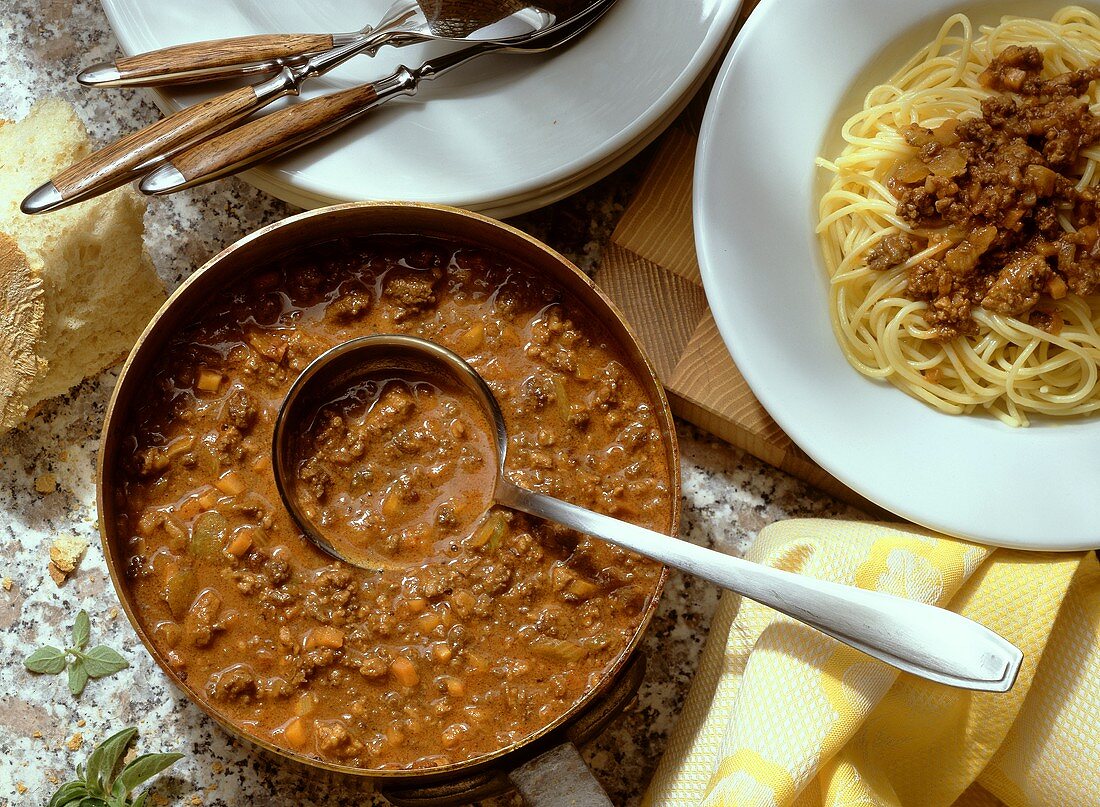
[
  {"x1": 1048, "y1": 275, "x2": 1068, "y2": 299},
  {"x1": 197, "y1": 489, "x2": 220, "y2": 510},
  {"x1": 418, "y1": 613, "x2": 442, "y2": 633},
  {"x1": 177, "y1": 497, "x2": 203, "y2": 520},
  {"x1": 457, "y1": 322, "x2": 484, "y2": 353},
  {"x1": 381, "y1": 490, "x2": 402, "y2": 519},
  {"x1": 283, "y1": 717, "x2": 308, "y2": 748},
  {"x1": 214, "y1": 470, "x2": 245, "y2": 496},
  {"x1": 195, "y1": 368, "x2": 223, "y2": 392},
  {"x1": 305, "y1": 625, "x2": 345, "y2": 650},
  {"x1": 224, "y1": 528, "x2": 253, "y2": 558},
  {"x1": 390, "y1": 655, "x2": 419, "y2": 687}
]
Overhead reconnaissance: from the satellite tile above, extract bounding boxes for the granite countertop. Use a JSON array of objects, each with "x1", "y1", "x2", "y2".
[{"x1": 0, "y1": 2, "x2": 859, "y2": 804}]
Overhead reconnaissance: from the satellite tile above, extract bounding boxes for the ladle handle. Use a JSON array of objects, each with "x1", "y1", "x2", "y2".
[{"x1": 495, "y1": 482, "x2": 1023, "y2": 692}]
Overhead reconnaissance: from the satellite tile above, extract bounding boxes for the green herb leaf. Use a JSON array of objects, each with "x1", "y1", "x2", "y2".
[
  {"x1": 47, "y1": 781, "x2": 89, "y2": 807},
  {"x1": 72, "y1": 610, "x2": 91, "y2": 650},
  {"x1": 81, "y1": 646, "x2": 129, "y2": 679},
  {"x1": 85, "y1": 727, "x2": 138, "y2": 798},
  {"x1": 25, "y1": 645, "x2": 68, "y2": 675},
  {"x1": 50, "y1": 728, "x2": 184, "y2": 807},
  {"x1": 68, "y1": 660, "x2": 90, "y2": 696},
  {"x1": 113, "y1": 753, "x2": 184, "y2": 798}
]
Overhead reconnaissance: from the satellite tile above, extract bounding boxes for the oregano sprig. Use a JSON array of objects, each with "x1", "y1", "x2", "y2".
[
  {"x1": 25, "y1": 609, "x2": 129, "y2": 695},
  {"x1": 48, "y1": 727, "x2": 183, "y2": 807}
]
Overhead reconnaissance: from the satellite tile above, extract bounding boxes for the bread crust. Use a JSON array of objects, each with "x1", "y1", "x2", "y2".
[{"x1": 0, "y1": 231, "x2": 44, "y2": 430}]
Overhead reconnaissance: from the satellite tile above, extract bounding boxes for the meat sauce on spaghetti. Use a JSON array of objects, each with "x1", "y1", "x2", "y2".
[{"x1": 870, "y1": 46, "x2": 1100, "y2": 339}]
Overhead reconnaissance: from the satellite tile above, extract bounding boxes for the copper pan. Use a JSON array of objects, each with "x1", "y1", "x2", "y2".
[{"x1": 96, "y1": 202, "x2": 680, "y2": 804}]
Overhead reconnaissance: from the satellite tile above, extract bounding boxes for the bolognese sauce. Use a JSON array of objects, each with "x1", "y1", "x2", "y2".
[{"x1": 114, "y1": 236, "x2": 671, "y2": 770}]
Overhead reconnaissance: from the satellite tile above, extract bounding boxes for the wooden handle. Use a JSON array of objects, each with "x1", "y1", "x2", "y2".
[
  {"x1": 169, "y1": 83, "x2": 380, "y2": 185},
  {"x1": 52, "y1": 84, "x2": 261, "y2": 202},
  {"x1": 114, "y1": 33, "x2": 335, "y2": 84}
]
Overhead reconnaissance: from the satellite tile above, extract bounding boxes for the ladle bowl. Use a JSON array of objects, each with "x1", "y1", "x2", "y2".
[{"x1": 274, "y1": 334, "x2": 1025, "y2": 693}]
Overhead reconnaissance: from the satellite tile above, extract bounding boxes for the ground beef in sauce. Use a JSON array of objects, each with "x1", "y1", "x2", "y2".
[
  {"x1": 871, "y1": 46, "x2": 1100, "y2": 338},
  {"x1": 114, "y1": 236, "x2": 672, "y2": 771}
]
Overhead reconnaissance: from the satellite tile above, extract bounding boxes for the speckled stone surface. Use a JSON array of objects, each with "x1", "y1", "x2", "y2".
[{"x1": 0, "y1": 3, "x2": 861, "y2": 805}]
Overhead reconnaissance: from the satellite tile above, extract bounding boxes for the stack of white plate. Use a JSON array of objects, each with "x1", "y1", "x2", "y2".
[{"x1": 102, "y1": 0, "x2": 743, "y2": 218}]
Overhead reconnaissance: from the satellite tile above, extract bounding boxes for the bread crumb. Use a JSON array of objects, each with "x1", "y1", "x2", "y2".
[
  {"x1": 67, "y1": 733, "x2": 83, "y2": 751},
  {"x1": 34, "y1": 473, "x2": 57, "y2": 493},
  {"x1": 108, "y1": 607, "x2": 119, "y2": 620},
  {"x1": 32, "y1": 730, "x2": 42, "y2": 739},
  {"x1": 76, "y1": 719, "x2": 85, "y2": 728},
  {"x1": 48, "y1": 533, "x2": 88, "y2": 586},
  {"x1": 1, "y1": 577, "x2": 11, "y2": 591},
  {"x1": 191, "y1": 796, "x2": 202, "y2": 805},
  {"x1": 47, "y1": 774, "x2": 58, "y2": 784},
  {"x1": 15, "y1": 783, "x2": 25, "y2": 794},
  {"x1": 206, "y1": 783, "x2": 218, "y2": 792},
  {"x1": 211, "y1": 761, "x2": 223, "y2": 775},
  {"x1": 58, "y1": 449, "x2": 68, "y2": 462}
]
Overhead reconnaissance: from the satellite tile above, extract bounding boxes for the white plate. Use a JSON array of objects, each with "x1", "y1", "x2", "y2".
[
  {"x1": 101, "y1": 0, "x2": 741, "y2": 214},
  {"x1": 257, "y1": 53, "x2": 712, "y2": 219},
  {"x1": 695, "y1": 0, "x2": 1100, "y2": 550}
]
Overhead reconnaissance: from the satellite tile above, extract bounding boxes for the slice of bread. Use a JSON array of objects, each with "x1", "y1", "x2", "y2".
[{"x1": 0, "y1": 99, "x2": 166, "y2": 430}]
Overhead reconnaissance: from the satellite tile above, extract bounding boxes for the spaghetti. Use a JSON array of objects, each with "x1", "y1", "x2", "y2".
[{"x1": 817, "y1": 7, "x2": 1100, "y2": 426}]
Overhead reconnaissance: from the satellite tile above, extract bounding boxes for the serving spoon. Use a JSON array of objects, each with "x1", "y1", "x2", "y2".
[
  {"x1": 21, "y1": 0, "x2": 557, "y2": 214},
  {"x1": 77, "y1": 0, "x2": 557, "y2": 87},
  {"x1": 272, "y1": 335, "x2": 1024, "y2": 693}
]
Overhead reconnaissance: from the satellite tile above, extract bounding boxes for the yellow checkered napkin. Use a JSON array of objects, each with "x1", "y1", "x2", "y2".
[{"x1": 644, "y1": 520, "x2": 1100, "y2": 807}]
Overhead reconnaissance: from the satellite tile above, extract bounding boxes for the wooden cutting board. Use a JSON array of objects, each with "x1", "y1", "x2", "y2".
[{"x1": 590, "y1": 9, "x2": 874, "y2": 510}]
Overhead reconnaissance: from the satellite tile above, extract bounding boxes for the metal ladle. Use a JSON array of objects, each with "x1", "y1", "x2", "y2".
[{"x1": 273, "y1": 335, "x2": 1024, "y2": 692}]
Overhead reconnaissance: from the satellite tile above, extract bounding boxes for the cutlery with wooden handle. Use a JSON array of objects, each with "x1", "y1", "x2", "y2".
[
  {"x1": 77, "y1": 33, "x2": 351, "y2": 87},
  {"x1": 23, "y1": 1, "x2": 553, "y2": 214},
  {"x1": 139, "y1": 2, "x2": 611, "y2": 197},
  {"x1": 76, "y1": 0, "x2": 554, "y2": 88}
]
